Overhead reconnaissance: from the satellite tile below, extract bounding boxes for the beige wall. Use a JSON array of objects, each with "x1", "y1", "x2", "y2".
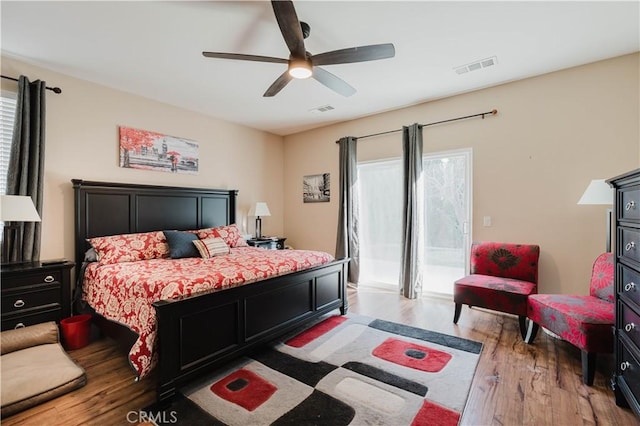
[
  {"x1": 3, "y1": 53, "x2": 638, "y2": 297},
  {"x1": 283, "y1": 53, "x2": 640, "y2": 295},
  {"x1": 1, "y1": 56, "x2": 285, "y2": 264}
]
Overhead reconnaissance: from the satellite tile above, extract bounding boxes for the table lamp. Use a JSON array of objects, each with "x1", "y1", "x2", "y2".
[
  {"x1": 252, "y1": 202, "x2": 271, "y2": 239},
  {"x1": 577, "y1": 179, "x2": 613, "y2": 252},
  {"x1": 1, "y1": 195, "x2": 41, "y2": 263}
]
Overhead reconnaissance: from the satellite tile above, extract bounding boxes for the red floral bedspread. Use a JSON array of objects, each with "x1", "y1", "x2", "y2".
[{"x1": 82, "y1": 247, "x2": 334, "y2": 378}]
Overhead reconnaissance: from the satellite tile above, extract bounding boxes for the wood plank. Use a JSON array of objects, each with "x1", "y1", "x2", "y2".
[{"x1": 2, "y1": 287, "x2": 637, "y2": 425}]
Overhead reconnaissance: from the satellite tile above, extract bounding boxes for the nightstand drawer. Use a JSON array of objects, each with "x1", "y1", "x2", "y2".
[
  {"x1": 2, "y1": 283, "x2": 61, "y2": 314},
  {"x1": 1, "y1": 260, "x2": 74, "y2": 326},
  {"x1": 3, "y1": 270, "x2": 62, "y2": 288},
  {"x1": 1, "y1": 306, "x2": 62, "y2": 331}
]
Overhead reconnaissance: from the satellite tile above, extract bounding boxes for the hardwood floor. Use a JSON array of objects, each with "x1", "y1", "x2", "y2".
[{"x1": 4, "y1": 287, "x2": 637, "y2": 425}]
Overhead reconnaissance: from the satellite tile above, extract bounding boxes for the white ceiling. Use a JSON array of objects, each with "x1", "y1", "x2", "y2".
[{"x1": 1, "y1": 1, "x2": 638, "y2": 136}]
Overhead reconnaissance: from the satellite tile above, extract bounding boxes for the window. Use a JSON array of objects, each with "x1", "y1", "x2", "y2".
[
  {"x1": 358, "y1": 149, "x2": 472, "y2": 295},
  {"x1": 0, "y1": 93, "x2": 17, "y2": 195}
]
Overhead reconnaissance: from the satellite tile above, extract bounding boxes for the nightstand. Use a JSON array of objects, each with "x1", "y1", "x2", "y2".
[
  {"x1": 246, "y1": 237, "x2": 287, "y2": 250},
  {"x1": 1, "y1": 260, "x2": 74, "y2": 331}
]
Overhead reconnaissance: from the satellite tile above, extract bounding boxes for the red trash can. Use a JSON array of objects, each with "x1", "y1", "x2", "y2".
[{"x1": 60, "y1": 314, "x2": 92, "y2": 350}]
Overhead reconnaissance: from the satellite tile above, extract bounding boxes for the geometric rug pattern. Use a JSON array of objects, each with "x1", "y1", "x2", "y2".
[{"x1": 154, "y1": 314, "x2": 482, "y2": 425}]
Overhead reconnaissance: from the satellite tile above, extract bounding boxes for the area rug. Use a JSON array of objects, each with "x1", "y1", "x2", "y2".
[{"x1": 146, "y1": 314, "x2": 482, "y2": 425}]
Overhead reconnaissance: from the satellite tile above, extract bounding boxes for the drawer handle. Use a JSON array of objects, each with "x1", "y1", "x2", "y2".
[
  {"x1": 625, "y1": 322, "x2": 636, "y2": 332},
  {"x1": 44, "y1": 275, "x2": 55, "y2": 283},
  {"x1": 14, "y1": 323, "x2": 25, "y2": 329},
  {"x1": 625, "y1": 282, "x2": 637, "y2": 292},
  {"x1": 625, "y1": 241, "x2": 636, "y2": 251},
  {"x1": 13, "y1": 299, "x2": 25, "y2": 308},
  {"x1": 626, "y1": 200, "x2": 636, "y2": 211},
  {"x1": 621, "y1": 361, "x2": 631, "y2": 371}
]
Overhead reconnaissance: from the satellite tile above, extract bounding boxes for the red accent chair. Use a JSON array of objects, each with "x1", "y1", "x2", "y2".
[
  {"x1": 525, "y1": 252, "x2": 614, "y2": 385},
  {"x1": 453, "y1": 242, "x2": 540, "y2": 340}
]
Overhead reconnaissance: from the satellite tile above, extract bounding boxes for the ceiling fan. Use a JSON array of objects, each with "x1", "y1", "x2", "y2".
[{"x1": 202, "y1": 0, "x2": 395, "y2": 97}]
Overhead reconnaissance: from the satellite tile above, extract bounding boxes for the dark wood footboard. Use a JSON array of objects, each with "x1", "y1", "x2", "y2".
[{"x1": 153, "y1": 257, "x2": 348, "y2": 404}]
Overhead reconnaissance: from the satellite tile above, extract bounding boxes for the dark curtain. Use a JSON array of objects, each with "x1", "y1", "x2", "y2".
[
  {"x1": 399, "y1": 123, "x2": 424, "y2": 299},
  {"x1": 6, "y1": 76, "x2": 47, "y2": 262},
  {"x1": 335, "y1": 136, "x2": 360, "y2": 285}
]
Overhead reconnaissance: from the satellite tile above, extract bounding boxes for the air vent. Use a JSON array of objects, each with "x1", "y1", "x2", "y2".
[
  {"x1": 454, "y1": 56, "x2": 498, "y2": 75},
  {"x1": 309, "y1": 105, "x2": 335, "y2": 113}
]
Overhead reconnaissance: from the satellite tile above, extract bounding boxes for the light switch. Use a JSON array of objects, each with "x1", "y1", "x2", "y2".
[{"x1": 483, "y1": 216, "x2": 492, "y2": 227}]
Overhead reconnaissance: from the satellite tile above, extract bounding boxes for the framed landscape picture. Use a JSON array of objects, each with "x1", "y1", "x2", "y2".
[
  {"x1": 303, "y1": 173, "x2": 330, "y2": 203},
  {"x1": 119, "y1": 126, "x2": 199, "y2": 174}
]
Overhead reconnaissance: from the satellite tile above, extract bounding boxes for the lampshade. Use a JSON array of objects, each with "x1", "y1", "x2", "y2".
[
  {"x1": 253, "y1": 202, "x2": 271, "y2": 217},
  {"x1": 577, "y1": 179, "x2": 613, "y2": 205},
  {"x1": 1, "y1": 195, "x2": 41, "y2": 222}
]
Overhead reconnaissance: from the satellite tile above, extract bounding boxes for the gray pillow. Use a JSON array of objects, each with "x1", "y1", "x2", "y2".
[{"x1": 163, "y1": 231, "x2": 199, "y2": 259}]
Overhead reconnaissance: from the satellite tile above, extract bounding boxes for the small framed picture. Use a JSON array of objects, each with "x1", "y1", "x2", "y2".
[{"x1": 303, "y1": 173, "x2": 330, "y2": 203}]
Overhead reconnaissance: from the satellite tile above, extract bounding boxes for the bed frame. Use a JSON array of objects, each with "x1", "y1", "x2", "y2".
[{"x1": 72, "y1": 179, "x2": 348, "y2": 404}]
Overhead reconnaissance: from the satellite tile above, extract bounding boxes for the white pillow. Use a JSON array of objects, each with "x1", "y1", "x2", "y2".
[{"x1": 192, "y1": 237, "x2": 230, "y2": 258}]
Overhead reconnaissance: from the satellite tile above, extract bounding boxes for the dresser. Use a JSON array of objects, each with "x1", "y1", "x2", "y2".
[
  {"x1": 608, "y1": 168, "x2": 640, "y2": 418},
  {"x1": 1, "y1": 261, "x2": 74, "y2": 331}
]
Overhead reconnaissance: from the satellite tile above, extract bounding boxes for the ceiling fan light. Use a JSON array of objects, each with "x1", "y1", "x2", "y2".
[{"x1": 288, "y1": 60, "x2": 312, "y2": 79}]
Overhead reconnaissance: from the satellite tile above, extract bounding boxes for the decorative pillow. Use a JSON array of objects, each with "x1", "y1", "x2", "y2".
[
  {"x1": 196, "y1": 224, "x2": 248, "y2": 248},
  {"x1": 193, "y1": 237, "x2": 230, "y2": 259},
  {"x1": 88, "y1": 231, "x2": 169, "y2": 265},
  {"x1": 84, "y1": 247, "x2": 98, "y2": 263},
  {"x1": 163, "y1": 231, "x2": 200, "y2": 259}
]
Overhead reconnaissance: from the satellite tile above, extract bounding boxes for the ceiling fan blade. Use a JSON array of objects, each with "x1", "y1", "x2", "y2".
[
  {"x1": 202, "y1": 52, "x2": 288, "y2": 64},
  {"x1": 271, "y1": 0, "x2": 306, "y2": 58},
  {"x1": 312, "y1": 67, "x2": 356, "y2": 97},
  {"x1": 312, "y1": 43, "x2": 396, "y2": 66},
  {"x1": 263, "y1": 71, "x2": 293, "y2": 97}
]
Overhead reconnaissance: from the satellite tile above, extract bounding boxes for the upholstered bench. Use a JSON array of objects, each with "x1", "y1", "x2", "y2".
[
  {"x1": 526, "y1": 252, "x2": 614, "y2": 385},
  {"x1": 1, "y1": 322, "x2": 87, "y2": 418}
]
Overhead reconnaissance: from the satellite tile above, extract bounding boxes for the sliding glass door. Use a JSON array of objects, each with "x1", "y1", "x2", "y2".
[
  {"x1": 358, "y1": 149, "x2": 471, "y2": 296},
  {"x1": 359, "y1": 159, "x2": 403, "y2": 287}
]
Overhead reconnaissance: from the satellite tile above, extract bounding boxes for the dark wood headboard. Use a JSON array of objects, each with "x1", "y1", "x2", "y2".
[{"x1": 72, "y1": 179, "x2": 237, "y2": 268}]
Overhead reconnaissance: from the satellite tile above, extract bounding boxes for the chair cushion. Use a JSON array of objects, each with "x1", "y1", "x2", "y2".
[
  {"x1": 470, "y1": 242, "x2": 540, "y2": 283},
  {"x1": 1, "y1": 343, "x2": 87, "y2": 418},
  {"x1": 590, "y1": 252, "x2": 614, "y2": 302},
  {"x1": 527, "y1": 294, "x2": 614, "y2": 353},
  {"x1": 454, "y1": 274, "x2": 537, "y2": 316}
]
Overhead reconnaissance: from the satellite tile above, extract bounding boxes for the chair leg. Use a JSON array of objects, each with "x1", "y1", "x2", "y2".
[
  {"x1": 518, "y1": 316, "x2": 529, "y2": 340},
  {"x1": 453, "y1": 303, "x2": 462, "y2": 324},
  {"x1": 524, "y1": 320, "x2": 539, "y2": 344},
  {"x1": 582, "y1": 351, "x2": 596, "y2": 386}
]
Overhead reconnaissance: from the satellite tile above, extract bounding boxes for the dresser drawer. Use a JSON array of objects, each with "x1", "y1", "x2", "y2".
[
  {"x1": 621, "y1": 186, "x2": 640, "y2": 222},
  {"x1": 620, "y1": 264, "x2": 640, "y2": 308},
  {"x1": 620, "y1": 227, "x2": 640, "y2": 265},
  {"x1": 3, "y1": 270, "x2": 62, "y2": 289},
  {"x1": 1, "y1": 306, "x2": 62, "y2": 331},
  {"x1": 1, "y1": 283, "x2": 61, "y2": 314},
  {"x1": 621, "y1": 302, "x2": 640, "y2": 348},
  {"x1": 619, "y1": 342, "x2": 640, "y2": 405}
]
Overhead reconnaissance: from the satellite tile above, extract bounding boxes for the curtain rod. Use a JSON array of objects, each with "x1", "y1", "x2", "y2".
[
  {"x1": 337, "y1": 108, "x2": 497, "y2": 142},
  {"x1": 1, "y1": 75, "x2": 62, "y2": 94}
]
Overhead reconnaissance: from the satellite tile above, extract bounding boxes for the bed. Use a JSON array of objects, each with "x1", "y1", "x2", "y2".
[{"x1": 72, "y1": 179, "x2": 348, "y2": 404}]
